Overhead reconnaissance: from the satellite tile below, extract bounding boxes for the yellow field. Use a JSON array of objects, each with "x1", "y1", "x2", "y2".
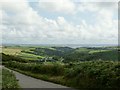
[{"x1": 2, "y1": 48, "x2": 22, "y2": 55}]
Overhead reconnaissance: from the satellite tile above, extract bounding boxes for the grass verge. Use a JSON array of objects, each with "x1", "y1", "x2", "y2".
[
  {"x1": 7, "y1": 67, "x2": 70, "y2": 87},
  {"x1": 2, "y1": 68, "x2": 20, "y2": 89}
]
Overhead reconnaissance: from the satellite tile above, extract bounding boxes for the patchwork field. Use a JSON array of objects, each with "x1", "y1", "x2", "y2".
[
  {"x1": 2, "y1": 46, "x2": 44, "y2": 61},
  {"x1": 1, "y1": 45, "x2": 120, "y2": 89},
  {"x1": 2, "y1": 45, "x2": 119, "y2": 62}
]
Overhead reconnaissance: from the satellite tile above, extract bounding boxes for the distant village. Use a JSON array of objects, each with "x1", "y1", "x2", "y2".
[{"x1": 37, "y1": 57, "x2": 64, "y2": 62}]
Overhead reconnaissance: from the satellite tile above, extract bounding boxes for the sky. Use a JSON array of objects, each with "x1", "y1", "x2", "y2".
[{"x1": 0, "y1": 0, "x2": 119, "y2": 45}]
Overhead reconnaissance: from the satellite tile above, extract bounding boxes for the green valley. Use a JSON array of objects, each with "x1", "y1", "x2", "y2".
[{"x1": 1, "y1": 45, "x2": 120, "y2": 89}]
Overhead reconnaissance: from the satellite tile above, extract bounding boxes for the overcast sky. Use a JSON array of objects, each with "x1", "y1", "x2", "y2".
[{"x1": 0, "y1": 0, "x2": 118, "y2": 44}]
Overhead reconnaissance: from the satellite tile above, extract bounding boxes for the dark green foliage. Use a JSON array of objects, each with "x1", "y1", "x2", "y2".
[
  {"x1": 86, "y1": 50, "x2": 119, "y2": 61},
  {"x1": 33, "y1": 48, "x2": 63, "y2": 56},
  {"x1": 1, "y1": 53, "x2": 30, "y2": 63},
  {"x1": 65, "y1": 61, "x2": 120, "y2": 89},
  {"x1": 4, "y1": 60, "x2": 120, "y2": 89},
  {"x1": 64, "y1": 49, "x2": 119, "y2": 62},
  {"x1": 52, "y1": 56, "x2": 59, "y2": 61},
  {"x1": 32, "y1": 47, "x2": 74, "y2": 57},
  {"x1": 63, "y1": 51, "x2": 89, "y2": 62},
  {"x1": 5, "y1": 61, "x2": 65, "y2": 76}
]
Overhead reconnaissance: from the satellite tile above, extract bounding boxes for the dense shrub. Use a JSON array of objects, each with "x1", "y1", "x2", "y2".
[
  {"x1": 5, "y1": 61, "x2": 65, "y2": 76},
  {"x1": 5, "y1": 61, "x2": 120, "y2": 89},
  {"x1": 2, "y1": 53, "x2": 29, "y2": 63},
  {"x1": 65, "y1": 61, "x2": 120, "y2": 89}
]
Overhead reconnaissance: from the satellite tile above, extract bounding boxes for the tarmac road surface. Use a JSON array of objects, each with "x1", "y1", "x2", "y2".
[{"x1": 11, "y1": 70, "x2": 70, "y2": 88}]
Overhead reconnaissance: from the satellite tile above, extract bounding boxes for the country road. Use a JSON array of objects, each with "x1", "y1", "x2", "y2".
[{"x1": 10, "y1": 70, "x2": 71, "y2": 88}]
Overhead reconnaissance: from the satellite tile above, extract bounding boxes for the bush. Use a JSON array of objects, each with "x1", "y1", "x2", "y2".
[
  {"x1": 5, "y1": 61, "x2": 65, "y2": 76},
  {"x1": 64, "y1": 61, "x2": 120, "y2": 89}
]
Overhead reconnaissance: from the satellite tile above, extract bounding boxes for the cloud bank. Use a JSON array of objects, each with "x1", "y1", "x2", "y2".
[{"x1": 0, "y1": 0, "x2": 118, "y2": 44}]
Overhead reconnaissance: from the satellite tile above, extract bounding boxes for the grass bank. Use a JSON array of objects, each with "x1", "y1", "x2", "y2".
[
  {"x1": 8, "y1": 68, "x2": 68, "y2": 87},
  {"x1": 2, "y1": 68, "x2": 20, "y2": 89}
]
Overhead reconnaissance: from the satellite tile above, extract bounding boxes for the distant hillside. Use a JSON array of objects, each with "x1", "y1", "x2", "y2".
[
  {"x1": 63, "y1": 47, "x2": 119, "y2": 62},
  {"x1": 31, "y1": 47, "x2": 74, "y2": 57},
  {"x1": 25, "y1": 46, "x2": 119, "y2": 62},
  {"x1": 2, "y1": 46, "x2": 119, "y2": 63}
]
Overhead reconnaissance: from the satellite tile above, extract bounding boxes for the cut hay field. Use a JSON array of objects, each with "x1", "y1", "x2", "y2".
[
  {"x1": 2, "y1": 46, "x2": 44, "y2": 61},
  {"x1": 2, "y1": 48, "x2": 22, "y2": 55}
]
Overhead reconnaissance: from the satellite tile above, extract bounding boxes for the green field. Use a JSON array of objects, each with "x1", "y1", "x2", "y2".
[
  {"x1": 2, "y1": 45, "x2": 119, "y2": 62},
  {"x1": 2, "y1": 46, "x2": 44, "y2": 61}
]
